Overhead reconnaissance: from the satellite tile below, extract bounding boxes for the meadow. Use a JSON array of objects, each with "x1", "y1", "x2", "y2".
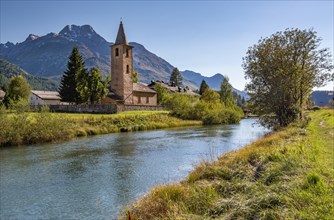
[
  {"x1": 122, "y1": 109, "x2": 334, "y2": 219},
  {"x1": 0, "y1": 109, "x2": 202, "y2": 147}
]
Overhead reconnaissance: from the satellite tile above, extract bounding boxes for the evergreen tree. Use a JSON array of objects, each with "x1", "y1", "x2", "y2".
[
  {"x1": 59, "y1": 47, "x2": 86, "y2": 104},
  {"x1": 220, "y1": 76, "x2": 235, "y2": 107},
  {"x1": 199, "y1": 79, "x2": 209, "y2": 95},
  {"x1": 170, "y1": 68, "x2": 182, "y2": 86},
  {"x1": 3, "y1": 75, "x2": 31, "y2": 107}
]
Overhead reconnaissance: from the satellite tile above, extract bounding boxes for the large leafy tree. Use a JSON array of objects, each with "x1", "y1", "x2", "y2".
[
  {"x1": 59, "y1": 47, "x2": 87, "y2": 104},
  {"x1": 220, "y1": 76, "x2": 235, "y2": 107},
  {"x1": 243, "y1": 28, "x2": 333, "y2": 128},
  {"x1": 199, "y1": 79, "x2": 209, "y2": 95},
  {"x1": 87, "y1": 67, "x2": 109, "y2": 104},
  {"x1": 170, "y1": 68, "x2": 183, "y2": 86},
  {"x1": 2, "y1": 75, "x2": 31, "y2": 107}
]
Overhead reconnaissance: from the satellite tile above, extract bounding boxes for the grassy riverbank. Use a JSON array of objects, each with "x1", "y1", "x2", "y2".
[
  {"x1": 122, "y1": 109, "x2": 334, "y2": 219},
  {"x1": 0, "y1": 110, "x2": 202, "y2": 147}
]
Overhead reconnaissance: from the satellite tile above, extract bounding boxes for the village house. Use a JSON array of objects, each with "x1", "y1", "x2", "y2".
[
  {"x1": 102, "y1": 22, "x2": 158, "y2": 106},
  {"x1": 30, "y1": 90, "x2": 61, "y2": 105},
  {"x1": 148, "y1": 80, "x2": 200, "y2": 97}
]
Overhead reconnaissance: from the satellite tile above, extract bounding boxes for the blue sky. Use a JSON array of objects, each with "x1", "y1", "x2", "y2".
[{"x1": 1, "y1": 0, "x2": 333, "y2": 90}]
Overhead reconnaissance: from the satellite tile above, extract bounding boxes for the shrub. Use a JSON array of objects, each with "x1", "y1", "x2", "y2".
[{"x1": 162, "y1": 90, "x2": 243, "y2": 125}]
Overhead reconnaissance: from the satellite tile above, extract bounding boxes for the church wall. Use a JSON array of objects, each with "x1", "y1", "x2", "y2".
[
  {"x1": 110, "y1": 45, "x2": 134, "y2": 104},
  {"x1": 110, "y1": 45, "x2": 124, "y2": 97},
  {"x1": 122, "y1": 45, "x2": 134, "y2": 104},
  {"x1": 132, "y1": 91, "x2": 157, "y2": 106}
]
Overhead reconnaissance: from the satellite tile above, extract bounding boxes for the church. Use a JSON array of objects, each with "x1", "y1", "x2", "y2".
[{"x1": 103, "y1": 22, "x2": 158, "y2": 106}]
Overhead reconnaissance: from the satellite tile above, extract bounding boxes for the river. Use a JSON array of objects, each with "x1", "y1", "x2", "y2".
[{"x1": 0, "y1": 118, "x2": 268, "y2": 219}]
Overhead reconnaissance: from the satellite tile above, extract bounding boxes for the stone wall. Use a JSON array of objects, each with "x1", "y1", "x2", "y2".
[
  {"x1": 50, "y1": 104, "x2": 117, "y2": 114},
  {"x1": 49, "y1": 104, "x2": 164, "y2": 114},
  {"x1": 117, "y1": 104, "x2": 164, "y2": 112}
]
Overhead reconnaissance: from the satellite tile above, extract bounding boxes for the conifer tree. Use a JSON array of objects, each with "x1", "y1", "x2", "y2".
[
  {"x1": 220, "y1": 76, "x2": 235, "y2": 107},
  {"x1": 59, "y1": 47, "x2": 86, "y2": 104},
  {"x1": 170, "y1": 68, "x2": 182, "y2": 86},
  {"x1": 199, "y1": 79, "x2": 209, "y2": 95}
]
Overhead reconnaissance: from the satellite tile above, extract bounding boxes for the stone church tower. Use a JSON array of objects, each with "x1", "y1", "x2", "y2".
[{"x1": 110, "y1": 21, "x2": 134, "y2": 104}]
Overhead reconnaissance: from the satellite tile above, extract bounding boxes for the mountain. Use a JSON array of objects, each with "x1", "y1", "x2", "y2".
[
  {"x1": 182, "y1": 70, "x2": 249, "y2": 99},
  {"x1": 182, "y1": 70, "x2": 224, "y2": 90},
  {"x1": 0, "y1": 59, "x2": 59, "y2": 90},
  {"x1": 311, "y1": 90, "x2": 333, "y2": 107},
  {"x1": 0, "y1": 24, "x2": 240, "y2": 93},
  {"x1": 0, "y1": 25, "x2": 110, "y2": 79}
]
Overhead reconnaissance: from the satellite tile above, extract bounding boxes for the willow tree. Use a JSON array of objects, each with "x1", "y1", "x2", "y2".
[{"x1": 243, "y1": 28, "x2": 333, "y2": 128}]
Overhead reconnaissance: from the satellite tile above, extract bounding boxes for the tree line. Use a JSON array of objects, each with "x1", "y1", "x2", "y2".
[
  {"x1": 155, "y1": 75, "x2": 244, "y2": 124},
  {"x1": 59, "y1": 47, "x2": 109, "y2": 104}
]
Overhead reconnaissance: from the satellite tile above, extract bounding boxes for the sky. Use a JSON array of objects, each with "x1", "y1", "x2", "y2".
[{"x1": 0, "y1": 0, "x2": 333, "y2": 91}]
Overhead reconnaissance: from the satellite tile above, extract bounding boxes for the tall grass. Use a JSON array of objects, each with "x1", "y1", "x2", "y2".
[
  {"x1": 0, "y1": 108, "x2": 201, "y2": 147},
  {"x1": 121, "y1": 109, "x2": 334, "y2": 219}
]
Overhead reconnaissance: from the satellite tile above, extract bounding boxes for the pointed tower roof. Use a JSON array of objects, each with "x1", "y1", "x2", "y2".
[{"x1": 115, "y1": 21, "x2": 128, "y2": 45}]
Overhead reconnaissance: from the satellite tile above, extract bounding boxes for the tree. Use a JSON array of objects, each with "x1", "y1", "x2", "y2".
[
  {"x1": 232, "y1": 91, "x2": 243, "y2": 107},
  {"x1": 59, "y1": 47, "x2": 86, "y2": 104},
  {"x1": 3, "y1": 75, "x2": 31, "y2": 107},
  {"x1": 201, "y1": 88, "x2": 220, "y2": 103},
  {"x1": 220, "y1": 76, "x2": 235, "y2": 107},
  {"x1": 154, "y1": 83, "x2": 168, "y2": 104},
  {"x1": 170, "y1": 68, "x2": 182, "y2": 86},
  {"x1": 87, "y1": 68, "x2": 109, "y2": 104},
  {"x1": 132, "y1": 71, "x2": 139, "y2": 83},
  {"x1": 199, "y1": 80, "x2": 209, "y2": 95},
  {"x1": 243, "y1": 28, "x2": 333, "y2": 128}
]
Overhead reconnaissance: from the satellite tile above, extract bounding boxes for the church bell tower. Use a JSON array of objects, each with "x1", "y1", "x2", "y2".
[{"x1": 110, "y1": 21, "x2": 134, "y2": 104}]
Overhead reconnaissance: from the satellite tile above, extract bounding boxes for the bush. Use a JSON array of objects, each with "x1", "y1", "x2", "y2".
[
  {"x1": 311, "y1": 106, "x2": 320, "y2": 111},
  {"x1": 162, "y1": 90, "x2": 243, "y2": 125}
]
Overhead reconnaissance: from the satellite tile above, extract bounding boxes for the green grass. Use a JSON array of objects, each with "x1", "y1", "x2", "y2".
[
  {"x1": 0, "y1": 110, "x2": 201, "y2": 147},
  {"x1": 121, "y1": 109, "x2": 334, "y2": 219}
]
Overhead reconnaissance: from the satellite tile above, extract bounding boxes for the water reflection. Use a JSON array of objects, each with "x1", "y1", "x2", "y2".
[{"x1": 0, "y1": 118, "x2": 268, "y2": 219}]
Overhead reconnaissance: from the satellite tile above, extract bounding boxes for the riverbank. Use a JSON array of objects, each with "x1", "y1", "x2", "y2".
[
  {"x1": 122, "y1": 109, "x2": 334, "y2": 219},
  {"x1": 0, "y1": 110, "x2": 202, "y2": 147}
]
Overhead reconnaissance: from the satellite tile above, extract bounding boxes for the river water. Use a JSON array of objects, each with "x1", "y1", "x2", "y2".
[{"x1": 0, "y1": 118, "x2": 268, "y2": 219}]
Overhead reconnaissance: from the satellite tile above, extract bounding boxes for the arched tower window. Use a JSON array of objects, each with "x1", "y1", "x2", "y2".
[
  {"x1": 126, "y1": 65, "x2": 130, "y2": 73},
  {"x1": 126, "y1": 49, "x2": 129, "y2": 57},
  {"x1": 115, "y1": 48, "x2": 119, "y2": 56}
]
